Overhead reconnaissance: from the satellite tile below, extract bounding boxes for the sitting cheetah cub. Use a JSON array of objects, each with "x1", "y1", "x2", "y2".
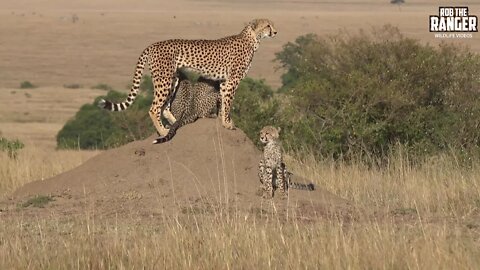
[{"x1": 258, "y1": 126, "x2": 314, "y2": 198}]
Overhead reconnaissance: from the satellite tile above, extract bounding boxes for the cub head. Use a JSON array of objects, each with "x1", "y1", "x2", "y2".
[
  {"x1": 248, "y1": 18, "x2": 277, "y2": 40},
  {"x1": 259, "y1": 126, "x2": 281, "y2": 144}
]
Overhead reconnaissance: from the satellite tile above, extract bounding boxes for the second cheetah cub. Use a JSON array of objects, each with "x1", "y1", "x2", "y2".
[
  {"x1": 258, "y1": 126, "x2": 315, "y2": 198},
  {"x1": 258, "y1": 126, "x2": 285, "y2": 198}
]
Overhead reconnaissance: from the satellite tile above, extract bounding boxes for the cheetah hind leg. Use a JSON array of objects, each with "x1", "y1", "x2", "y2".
[
  {"x1": 149, "y1": 68, "x2": 176, "y2": 139},
  {"x1": 149, "y1": 102, "x2": 169, "y2": 137}
]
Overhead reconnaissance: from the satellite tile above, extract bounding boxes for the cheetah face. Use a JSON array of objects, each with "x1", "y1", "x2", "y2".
[
  {"x1": 249, "y1": 18, "x2": 277, "y2": 40},
  {"x1": 259, "y1": 126, "x2": 281, "y2": 144}
]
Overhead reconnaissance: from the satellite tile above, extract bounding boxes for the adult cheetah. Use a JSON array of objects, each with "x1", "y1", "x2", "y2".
[{"x1": 98, "y1": 18, "x2": 277, "y2": 142}]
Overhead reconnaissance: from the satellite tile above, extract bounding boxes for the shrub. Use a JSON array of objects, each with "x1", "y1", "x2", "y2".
[
  {"x1": 57, "y1": 89, "x2": 154, "y2": 150},
  {"x1": 20, "y1": 81, "x2": 36, "y2": 89},
  {"x1": 231, "y1": 78, "x2": 279, "y2": 147},
  {"x1": 63, "y1": 83, "x2": 82, "y2": 89},
  {"x1": 139, "y1": 75, "x2": 154, "y2": 92},
  {"x1": 20, "y1": 195, "x2": 53, "y2": 208},
  {"x1": 0, "y1": 137, "x2": 25, "y2": 159},
  {"x1": 275, "y1": 25, "x2": 480, "y2": 161}
]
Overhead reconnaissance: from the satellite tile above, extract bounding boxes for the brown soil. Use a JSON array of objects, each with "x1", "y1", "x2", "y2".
[{"x1": 6, "y1": 119, "x2": 352, "y2": 221}]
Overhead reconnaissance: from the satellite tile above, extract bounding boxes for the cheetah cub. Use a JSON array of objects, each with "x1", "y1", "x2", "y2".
[
  {"x1": 258, "y1": 126, "x2": 315, "y2": 198},
  {"x1": 153, "y1": 77, "x2": 220, "y2": 144}
]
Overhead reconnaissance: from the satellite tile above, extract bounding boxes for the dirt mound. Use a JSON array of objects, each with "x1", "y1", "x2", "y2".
[{"x1": 10, "y1": 119, "x2": 352, "y2": 220}]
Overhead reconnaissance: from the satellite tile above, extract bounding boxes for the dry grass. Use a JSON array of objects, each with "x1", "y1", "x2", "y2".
[
  {"x1": 0, "y1": 86, "x2": 102, "y2": 197},
  {"x1": 1, "y1": 147, "x2": 479, "y2": 269},
  {"x1": 1, "y1": 215, "x2": 479, "y2": 269},
  {"x1": 0, "y1": 147, "x2": 99, "y2": 199},
  {"x1": 286, "y1": 153, "x2": 480, "y2": 218}
]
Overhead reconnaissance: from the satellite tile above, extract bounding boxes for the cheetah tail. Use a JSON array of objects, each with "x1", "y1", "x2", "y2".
[
  {"x1": 152, "y1": 120, "x2": 181, "y2": 144},
  {"x1": 289, "y1": 182, "x2": 315, "y2": 191},
  {"x1": 97, "y1": 48, "x2": 149, "y2": 111}
]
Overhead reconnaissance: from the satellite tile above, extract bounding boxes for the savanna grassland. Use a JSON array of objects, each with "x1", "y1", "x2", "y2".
[
  {"x1": 1, "y1": 0, "x2": 480, "y2": 269},
  {"x1": 1, "y1": 147, "x2": 480, "y2": 269}
]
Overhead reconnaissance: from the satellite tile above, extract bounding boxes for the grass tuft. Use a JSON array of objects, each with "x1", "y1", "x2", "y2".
[
  {"x1": 63, "y1": 83, "x2": 82, "y2": 89},
  {"x1": 20, "y1": 195, "x2": 53, "y2": 208},
  {"x1": 19, "y1": 81, "x2": 36, "y2": 89}
]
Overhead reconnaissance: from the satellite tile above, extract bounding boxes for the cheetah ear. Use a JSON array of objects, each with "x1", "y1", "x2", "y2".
[
  {"x1": 277, "y1": 127, "x2": 281, "y2": 133},
  {"x1": 248, "y1": 19, "x2": 259, "y2": 30}
]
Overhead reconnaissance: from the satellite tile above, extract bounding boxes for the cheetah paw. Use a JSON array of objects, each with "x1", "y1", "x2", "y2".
[{"x1": 222, "y1": 121, "x2": 236, "y2": 130}]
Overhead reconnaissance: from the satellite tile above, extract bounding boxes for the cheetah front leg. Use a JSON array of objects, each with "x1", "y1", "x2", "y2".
[
  {"x1": 257, "y1": 159, "x2": 268, "y2": 197},
  {"x1": 258, "y1": 159, "x2": 266, "y2": 184},
  {"x1": 219, "y1": 79, "x2": 240, "y2": 130},
  {"x1": 262, "y1": 166, "x2": 274, "y2": 199}
]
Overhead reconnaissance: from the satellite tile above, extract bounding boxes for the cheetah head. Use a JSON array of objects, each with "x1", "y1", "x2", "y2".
[
  {"x1": 259, "y1": 126, "x2": 281, "y2": 144},
  {"x1": 248, "y1": 18, "x2": 277, "y2": 40}
]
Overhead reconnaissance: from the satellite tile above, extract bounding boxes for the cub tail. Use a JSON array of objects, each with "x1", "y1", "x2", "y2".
[
  {"x1": 289, "y1": 181, "x2": 315, "y2": 191},
  {"x1": 152, "y1": 120, "x2": 181, "y2": 144},
  {"x1": 282, "y1": 164, "x2": 315, "y2": 191}
]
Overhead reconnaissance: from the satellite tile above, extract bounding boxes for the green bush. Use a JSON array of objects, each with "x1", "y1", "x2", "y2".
[
  {"x1": 231, "y1": 78, "x2": 279, "y2": 147},
  {"x1": 57, "y1": 73, "x2": 200, "y2": 150},
  {"x1": 63, "y1": 83, "x2": 82, "y2": 89},
  {"x1": 275, "y1": 25, "x2": 480, "y2": 161},
  {"x1": 20, "y1": 195, "x2": 53, "y2": 208},
  {"x1": 20, "y1": 81, "x2": 36, "y2": 89},
  {"x1": 57, "y1": 87, "x2": 154, "y2": 150},
  {"x1": 0, "y1": 137, "x2": 24, "y2": 159}
]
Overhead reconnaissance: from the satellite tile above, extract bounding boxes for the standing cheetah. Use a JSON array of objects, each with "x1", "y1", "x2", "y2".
[
  {"x1": 98, "y1": 18, "x2": 277, "y2": 142},
  {"x1": 153, "y1": 77, "x2": 220, "y2": 144},
  {"x1": 258, "y1": 126, "x2": 314, "y2": 198}
]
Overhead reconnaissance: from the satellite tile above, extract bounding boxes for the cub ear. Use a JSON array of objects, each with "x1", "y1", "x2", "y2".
[{"x1": 277, "y1": 127, "x2": 281, "y2": 133}]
